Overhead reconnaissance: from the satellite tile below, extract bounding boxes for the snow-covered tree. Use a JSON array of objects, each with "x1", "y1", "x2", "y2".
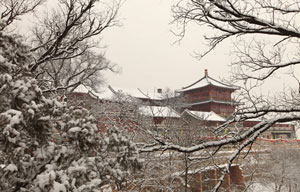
[{"x1": 0, "y1": 31, "x2": 140, "y2": 191}]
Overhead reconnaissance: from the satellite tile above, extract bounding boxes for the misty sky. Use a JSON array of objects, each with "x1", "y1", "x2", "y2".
[
  {"x1": 18, "y1": 0, "x2": 300, "y2": 94},
  {"x1": 101, "y1": 0, "x2": 233, "y2": 92}
]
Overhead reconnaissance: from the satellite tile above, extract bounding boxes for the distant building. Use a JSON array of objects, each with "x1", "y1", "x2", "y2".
[
  {"x1": 68, "y1": 70, "x2": 295, "y2": 140},
  {"x1": 175, "y1": 70, "x2": 295, "y2": 139},
  {"x1": 176, "y1": 69, "x2": 239, "y2": 118}
]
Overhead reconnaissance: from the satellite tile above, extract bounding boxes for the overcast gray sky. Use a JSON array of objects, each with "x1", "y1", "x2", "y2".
[
  {"x1": 101, "y1": 0, "x2": 233, "y2": 92},
  {"x1": 101, "y1": 0, "x2": 300, "y2": 95},
  {"x1": 19, "y1": 0, "x2": 300, "y2": 94}
]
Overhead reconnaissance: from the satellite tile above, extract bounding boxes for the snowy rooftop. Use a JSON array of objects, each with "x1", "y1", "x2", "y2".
[
  {"x1": 177, "y1": 69, "x2": 239, "y2": 92},
  {"x1": 139, "y1": 106, "x2": 181, "y2": 118},
  {"x1": 184, "y1": 99, "x2": 239, "y2": 107},
  {"x1": 73, "y1": 85, "x2": 164, "y2": 100},
  {"x1": 183, "y1": 109, "x2": 226, "y2": 121},
  {"x1": 115, "y1": 87, "x2": 164, "y2": 100},
  {"x1": 72, "y1": 85, "x2": 113, "y2": 99}
]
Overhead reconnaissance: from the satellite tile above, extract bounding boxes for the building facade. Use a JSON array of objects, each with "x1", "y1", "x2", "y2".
[
  {"x1": 69, "y1": 70, "x2": 296, "y2": 140},
  {"x1": 176, "y1": 69, "x2": 239, "y2": 118}
]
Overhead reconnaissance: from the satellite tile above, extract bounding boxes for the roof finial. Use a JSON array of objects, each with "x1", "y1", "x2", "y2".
[{"x1": 204, "y1": 69, "x2": 208, "y2": 77}]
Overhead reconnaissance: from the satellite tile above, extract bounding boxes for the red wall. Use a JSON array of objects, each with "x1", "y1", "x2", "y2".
[
  {"x1": 183, "y1": 85, "x2": 236, "y2": 117},
  {"x1": 183, "y1": 86, "x2": 234, "y2": 103}
]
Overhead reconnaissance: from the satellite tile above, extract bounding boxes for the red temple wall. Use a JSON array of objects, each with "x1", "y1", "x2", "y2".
[{"x1": 183, "y1": 86, "x2": 234, "y2": 103}]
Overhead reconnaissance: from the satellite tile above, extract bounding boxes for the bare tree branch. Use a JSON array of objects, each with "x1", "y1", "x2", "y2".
[{"x1": 29, "y1": 0, "x2": 121, "y2": 73}]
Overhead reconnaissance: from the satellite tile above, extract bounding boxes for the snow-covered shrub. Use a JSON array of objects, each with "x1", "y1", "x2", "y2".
[{"x1": 0, "y1": 32, "x2": 141, "y2": 192}]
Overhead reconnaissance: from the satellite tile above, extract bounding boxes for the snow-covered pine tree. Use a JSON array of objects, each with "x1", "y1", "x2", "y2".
[{"x1": 0, "y1": 32, "x2": 140, "y2": 192}]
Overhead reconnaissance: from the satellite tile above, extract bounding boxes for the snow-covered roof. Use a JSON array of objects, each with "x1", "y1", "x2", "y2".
[
  {"x1": 114, "y1": 87, "x2": 164, "y2": 100},
  {"x1": 73, "y1": 85, "x2": 116, "y2": 100},
  {"x1": 73, "y1": 85, "x2": 164, "y2": 100},
  {"x1": 183, "y1": 109, "x2": 226, "y2": 121},
  {"x1": 139, "y1": 106, "x2": 181, "y2": 118},
  {"x1": 183, "y1": 99, "x2": 239, "y2": 107},
  {"x1": 177, "y1": 70, "x2": 239, "y2": 92},
  {"x1": 73, "y1": 84, "x2": 90, "y2": 93}
]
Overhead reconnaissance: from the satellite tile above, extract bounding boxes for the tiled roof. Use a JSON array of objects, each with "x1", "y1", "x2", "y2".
[
  {"x1": 177, "y1": 71, "x2": 239, "y2": 92},
  {"x1": 73, "y1": 85, "x2": 164, "y2": 100},
  {"x1": 183, "y1": 109, "x2": 226, "y2": 121},
  {"x1": 183, "y1": 98, "x2": 239, "y2": 106}
]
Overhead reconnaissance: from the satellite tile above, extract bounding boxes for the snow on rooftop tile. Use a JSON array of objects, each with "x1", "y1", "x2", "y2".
[
  {"x1": 183, "y1": 109, "x2": 226, "y2": 121},
  {"x1": 73, "y1": 84, "x2": 89, "y2": 93},
  {"x1": 98, "y1": 87, "x2": 165, "y2": 100},
  {"x1": 73, "y1": 85, "x2": 166, "y2": 100},
  {"x1": 113, "y1": 87, "x2": 162, "y2": 100},
  {"x1": 126, "y1": 88, "x2": 166, "y2": 100},
  {"x1": 73, "y1": 85, "x2": 115, "y2": 100},
  {"x1": 177, "y1": 69, "x2": 239, "y2": 92}
]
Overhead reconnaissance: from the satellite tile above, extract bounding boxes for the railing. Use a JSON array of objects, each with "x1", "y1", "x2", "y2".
[{"x1": 255, "y1": 138, "x2": 300, "y2": 148}]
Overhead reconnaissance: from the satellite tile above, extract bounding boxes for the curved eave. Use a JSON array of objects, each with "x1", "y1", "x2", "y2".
[
  {"x1": 177, "y1": 84, "x2": 239, "y2": 93},
  {"x1": 184, "y1": 99, "x2": 240, "y2": 106},
  {"x1": 182, "y1": 109, "x2": 226, "y2": 122},
  {"x1": 176, "y1": 76, "x2": 239, "y2": 93}
]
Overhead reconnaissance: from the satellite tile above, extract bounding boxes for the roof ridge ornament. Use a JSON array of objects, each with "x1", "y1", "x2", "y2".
[{"x1": 176, "y1": 69, "x2": 239, "y2": 92}]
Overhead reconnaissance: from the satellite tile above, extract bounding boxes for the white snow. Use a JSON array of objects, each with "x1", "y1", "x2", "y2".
[
  {"x1": 73, "y1": 84, "x2": 164, "y2": 100},
  {"x1": 4, "y1": 164, "x2": 18, "y2": 172},
  {"x1": 38, "y1": 116, "x2": 50, "y2": 121},
  {"x1": 183, "y1": 109, "x2": 226, "y2": 121},
  {"x1": 36, "y1": 170, "x2": 56, "y2": 189},
  {"x1": 52, "y1": 181, "x2": 66, "y2": 192},
  {"x1": 1, "y1": 74, "x2": 12, "y2": 82},
  {"x1": 68, "y1": 127, "x2": 82, "y2": 133},
  {"x1": 0, "y1": 55, "x2": 5, "y2": 62},
  {"x1": 100, "y1": 185, "x2": 113, "y2": 192},
  {"x1": 89, "y1": 178, "x2": 102, "y2": 186},
  {"x1": 68, "y1": 165, "x2": 87, "y2": 174},
  {"x1": 2, "y1": 109, "x2": 23, "y2": 129},
  {"x1": 28, "y1": 108, "x2": 35, "y2": 117},
  {"x1": 177, "y1": 76, "x2": 239, "y2": 92}
]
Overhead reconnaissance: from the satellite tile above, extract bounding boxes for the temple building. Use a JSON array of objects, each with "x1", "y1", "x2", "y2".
[
  {"x1": 68, "y1": 69, "x2": 296, "y2": 139},
  {"x1": 175, "y1": 69, "x2": 295, "y2": 139},
  {"x1": 176, "y1": 69, "x2": 239, "y2": 118}
]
